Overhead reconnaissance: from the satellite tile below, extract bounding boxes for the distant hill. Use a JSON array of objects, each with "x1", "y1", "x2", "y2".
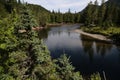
[
  {"x1": 0, "y1": 1, "x2": 50, "y2": 18},
  {"x1": 0, "y1": 0, "x2": 50, "y2": 26},
  {"x1": 28, "y1": 4, "x2": 50, "y2": 14}
]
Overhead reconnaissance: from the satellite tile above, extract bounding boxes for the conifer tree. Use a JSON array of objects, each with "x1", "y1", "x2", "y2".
[
  {"x1": 8, "y1": 5, "x2": 58, "y2": 80},
  {"x1": 56, "y1": 9, "x2": 63, "y2": 23},
  {"x1": 92, "y1": 0, "x2": 99, "y2": 25},
  {"x1": 84, "y1": 2, "x2": 93, "y2": 26},
  {"x1": 50, "y1": 10, "x2": 56, "y2": 23},
  {"x1": 56, "y1": 54, "x2": 83, "y2": 80},
  {"x1": 98, "y1": 0, "x2": 106, "y2": 26}
]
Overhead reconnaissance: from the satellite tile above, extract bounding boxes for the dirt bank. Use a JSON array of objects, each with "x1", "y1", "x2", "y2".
[{"x1": 73, "y1": 29, "x2": 112, "y2": 43}]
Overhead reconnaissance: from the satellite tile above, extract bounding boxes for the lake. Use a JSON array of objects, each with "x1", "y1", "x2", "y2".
[{"x1": 39, "y1": 24, "x2": 120, "y2": 80}]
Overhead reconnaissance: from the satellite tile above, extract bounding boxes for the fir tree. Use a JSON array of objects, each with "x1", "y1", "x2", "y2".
[
  {"x1": 56, "y1": 54, "x2": 83, "y2": 80},
  {"x1": 8, "y1": 5, "x2": 58, "y2": 80},
  {"x1": 98, "y1": 0, "x2": 106, "y2": 26}
]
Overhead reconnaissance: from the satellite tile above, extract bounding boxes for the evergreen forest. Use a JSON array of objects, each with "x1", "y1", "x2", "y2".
[{"x1": 0, "y1": 0, "x2": 120, "y2": 80}]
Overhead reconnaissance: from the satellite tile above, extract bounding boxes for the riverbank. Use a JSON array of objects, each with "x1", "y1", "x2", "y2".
[
  {"x1": 47, "y1": 23, "x2": 62, "y2": 27},
  {"x1": 47, "y1": 23, "x2": 81, "y2": 27},
  {"x1": 73, "y1": 29, "x2": 112, "y2": 43},
  {"x1": 79, "y1": 26, "x2": 120, "y2": 45}
]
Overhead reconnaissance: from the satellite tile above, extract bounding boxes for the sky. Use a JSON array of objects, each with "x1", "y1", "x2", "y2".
[{"x1": 23, "y1": 0, "x2": 105, "y2": 13}]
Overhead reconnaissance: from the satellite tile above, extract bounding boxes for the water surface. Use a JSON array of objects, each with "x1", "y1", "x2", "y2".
[{"x1": 40, "y1": 24, "x2": 120, "y2": 80}]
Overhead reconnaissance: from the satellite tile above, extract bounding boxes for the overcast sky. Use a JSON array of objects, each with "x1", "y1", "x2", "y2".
[{"x1": 23, "y1": 0, "x2": 106, "y2": 13}]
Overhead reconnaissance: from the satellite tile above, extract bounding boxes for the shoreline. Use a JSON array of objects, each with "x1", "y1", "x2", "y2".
[
  {"x1": 47, "y1": 23, "x2": 81, "y2": 27},
  {"x1": 73, "y1": 29, "x2": 112, "y2": 43}
]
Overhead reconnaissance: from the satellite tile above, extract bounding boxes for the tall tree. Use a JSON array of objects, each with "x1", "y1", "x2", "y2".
[
  {"x1": 84, "y1": 1, "x2": 93, "y2": 26},
  {"x1": 57, "y1": 54, "x2": 83, "y2": 80},
  {"x1": 56, "y1": 9, "x2": 63, "y2": 23},
  {"x1": 92, "y1": 0, "x2": 99, "y2": 25},
  {"x1": 50, "y1": 10, "x2": 56, "y2": 23},
  {"x1": 98, "y1": 0, "x2": 107, "y2": 26}
]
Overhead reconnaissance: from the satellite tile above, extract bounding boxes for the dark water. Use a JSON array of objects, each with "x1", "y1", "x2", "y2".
[{"x1": 40, "y1": 24, "x2": 120, "y2": 80}]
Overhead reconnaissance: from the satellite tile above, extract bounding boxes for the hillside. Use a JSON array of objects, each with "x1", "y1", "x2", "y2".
[
  {"x1": 0, "y1": 0, "x2": 50, "y2": 26},
  {"x1": 0, "y1": 0, "x2": 50, "y2": 14}
]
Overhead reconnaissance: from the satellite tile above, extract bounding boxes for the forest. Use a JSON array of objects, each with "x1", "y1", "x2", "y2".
[
  {"x1": 0, "y1": 0, "x2": 120, "y2": 80},
  {"x1": 80, "y1": 0, "x2": 120, "y2": 44}
]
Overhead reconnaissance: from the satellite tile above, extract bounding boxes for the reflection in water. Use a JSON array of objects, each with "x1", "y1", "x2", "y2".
[
  {"x1": 40, "y1": 24, "x2": 120, "y2": 80},
  {"x1": 117, "y1": 47, "x2": 120, "y2": 64},
  {"x1": 80, "y1": 34, "x2": 113, "y2": 60}
]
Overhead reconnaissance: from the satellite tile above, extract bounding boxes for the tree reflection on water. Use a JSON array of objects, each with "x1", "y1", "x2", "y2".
[{"x1": 80, "y1": 34, "x2": 112, "y2": 61}]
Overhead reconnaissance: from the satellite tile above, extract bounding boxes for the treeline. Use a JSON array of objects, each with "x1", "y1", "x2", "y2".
[
  {"x1": 50, "y1": 9, "x2": 80, "y2": 23},
  {"x1": 1, "y1": 0, "x2": 120, "y2": 27},
  {"x1": 81, "y1": 0, "x2": 120, "y2": 27},
  {"x1": 0, "y1": 0, "x2": 81, "y2": 26},
  {"x1": 80, "y1": 0, "x2": 120, "y2": 43}
]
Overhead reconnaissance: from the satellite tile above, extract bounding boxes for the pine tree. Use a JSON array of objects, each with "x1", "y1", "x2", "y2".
[
  {"x1": 90, "y1": 73, "x2": 101, "y2": 80},
  {"x1": 7, "y1": 5, "x2": 58, "y2": 80},
  {"x1": 56, "y1": 54, "x2": 83, "y2": 80},
  {"x1": 92, "y1": 0, "x2": 99, "y2": 25},
  {"x1": 84, "y1": 2, "x2": 93, "y2": 26},
  {"x1": 98, "y1": 0, "x2": 106, "y2": 26},
  {"x1": 56, "y1": 9, "x2": 63, "y2": 23},
  {"x1": 7, "y1": 5, "x2": 38, "y2": 79},
  {"x1": 74, "y1": 13, "x2": 81, "y2": 23},
  {"x1": 50, "y1": 10, "x2": 56, "y2": 23},
  {"x1": 0, "y1": 9, "x2": 18, "y2": 49}
]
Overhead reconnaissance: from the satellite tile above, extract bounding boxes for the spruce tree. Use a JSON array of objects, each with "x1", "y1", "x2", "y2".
[
  {"x1": 98, "y1": 0, "x2": 106, "y2": 26},
  {"x1": 92, "y1": 0, "x2": 99, "y2": 25},
  {"x1": 56, "y1": 54, "x2": 83, "y2": 80},
  {"x1": 8, "y1": 5, "x2": 58, "y2": 80},
  {"x1": 56, "y1": 9, "x2": 63, "y2": 23},
  {"x1": 84, "y1": 2, "x2": 93, "y2": 26}
]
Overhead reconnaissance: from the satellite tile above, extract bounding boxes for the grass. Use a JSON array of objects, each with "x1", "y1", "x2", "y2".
[
  {"x1": 80, "y1": 26, "x2": 120, "y2": 44},
  {"x1": 81, "y1": 26, "x2": 120, "y2": 36}
]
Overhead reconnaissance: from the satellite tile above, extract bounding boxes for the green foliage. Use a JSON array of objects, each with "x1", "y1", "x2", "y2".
[
  {"x1": 56, "y1": 54, "x2": 83, "y2": 80},
  {"x1": 27, "y1": 4, "x2": 50, "y2": 26},
  {"x1": 81, "y1": 26, "x2": 120, "y2": 43},
  {"x1": 8, "y1": 51, "x2": 28, "y2": 79},
  {"x1": 50, "y1": 9, "x2": 81, "y2": 24},
  {"x1": 6, "y1": 5, "x2": 58, "y2": 80},
  {"x1": 81, "y1": 0, "x2": 120, "y2": 27},
  {"x1": 0, "y1": 1, "x2": 104, "y2": 80},
  {"x1": 80, "y1": 0, "x2": 120, "y2": 43},
  {"x1": 0, "y1": 74, "x2": 14, "y2": 80},
  {"x1": 0, "y1": 3, "x2": 8, "y2": 18},
  {"x1": 90, "y1": 73, "x2": 101, "y2": 80},
  {"x1": 0, "y1": 66, "x2": 4, "y2": 73},
  {"x1": 0, "y1": 11, "x2": 18, "y2": 49}
]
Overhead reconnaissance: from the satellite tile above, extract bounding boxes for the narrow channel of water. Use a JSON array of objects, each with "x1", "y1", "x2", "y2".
[{"x1": 40, "y1": 24, "x2": 120, "y2": 80}]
